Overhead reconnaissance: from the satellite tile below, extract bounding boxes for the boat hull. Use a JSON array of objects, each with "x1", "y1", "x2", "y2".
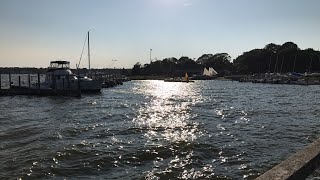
[{"x1": 79, "y1": 79, "x2": 103, "y2": 92}]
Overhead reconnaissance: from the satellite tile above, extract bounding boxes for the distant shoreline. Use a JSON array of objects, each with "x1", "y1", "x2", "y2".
[
  {"x1": 128, "y1": 75, "x2": 241, "y2": 81},
  {"x1": 0, "y1": 67, "x2": 131, "y2": 75}
]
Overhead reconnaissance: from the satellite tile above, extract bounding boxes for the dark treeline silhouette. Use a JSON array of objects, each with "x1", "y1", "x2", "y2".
[
  {"x1": 234, "y1": 42, "x2": 320, "y2": 74},
  {"x1": 132, "y1": 53, "x2": 232, "y2": 77},
  {"x1": 132, "y1": 42, "x2": 320, "y2": 76}
]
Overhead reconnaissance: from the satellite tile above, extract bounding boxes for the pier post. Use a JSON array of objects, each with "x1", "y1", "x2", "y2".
[
  {"x1": 37, "y1": 73, "x2": 40, "y2": 94},
  {"x1": 18, "y1": 76, "x2": 21, "y2": 87},
  {"x1": 28, "y1": 74, "x2": 31, "y2": 88},
  {"x1": 0, "y1": 73, "x2": 1, "y2": 89},
  {"x1": 9, "y1": 72, "x2": 12, "y2": 89}
]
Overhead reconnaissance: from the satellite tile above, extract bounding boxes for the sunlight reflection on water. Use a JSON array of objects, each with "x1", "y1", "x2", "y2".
[
  {"x1": 132, "y1": 80, "x2": 207, "y2": 179},
  {"x1": 133, "y1": 81, "x2": 202, "y2": 143}
]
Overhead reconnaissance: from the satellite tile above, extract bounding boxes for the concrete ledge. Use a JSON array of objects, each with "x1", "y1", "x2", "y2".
[{"x1": 256, "y1": 138, "x2": 320, "y2": 180}]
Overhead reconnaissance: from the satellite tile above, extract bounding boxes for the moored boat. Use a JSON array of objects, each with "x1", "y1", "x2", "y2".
[{"x1": 44, "y1": 60, "x2": 102, "y2": 92}]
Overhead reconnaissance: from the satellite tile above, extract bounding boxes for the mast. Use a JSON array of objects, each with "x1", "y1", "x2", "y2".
[
  {"x1": 308, "y1": 55, "x2": 313, "y2": 73},
  {"x1": 88, "y1": 31, "x2": 91, "y2": 70},
  {"x1": 292, "y1": 53, "x2": 297, "y2": 72},
  {"x1": 150, "y1": 48, "x2": 152, "y2": 64}
]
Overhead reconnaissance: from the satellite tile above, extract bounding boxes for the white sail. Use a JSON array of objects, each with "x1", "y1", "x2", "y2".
[
  {"x1": 209, "y1": 67, "x2": 218, "y2": 75},
  {"x1": 203, "y1": 67, "x2": 218, "y2": 76},
  {"x1": 203, "y1": 68, "x2": 210, "y2": 76}
]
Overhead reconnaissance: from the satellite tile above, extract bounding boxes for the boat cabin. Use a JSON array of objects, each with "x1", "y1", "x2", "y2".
[
  {"x1": 45, "y1": 61, "x2": 77, "y2": 86},
  {"x1": 48, "y1": 61, "x2": 70, "y2": 70}
]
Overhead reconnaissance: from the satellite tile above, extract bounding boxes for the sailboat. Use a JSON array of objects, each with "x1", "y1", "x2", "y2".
[
  {"x1": 208, "y1": 67, "x2": 218, "y2": 76},
  {"x1": 41, "y1": 32, "x2": 103, "y2": 92},
  {"x1": 76, "y1": 31, "x2": 103, "y2": 91},
  {"x1": 191, "y1": 67, "x2": 218, "y2": 80},
  {"x1": 203, "y1": 67, "x2": 218, "y2": 76}
]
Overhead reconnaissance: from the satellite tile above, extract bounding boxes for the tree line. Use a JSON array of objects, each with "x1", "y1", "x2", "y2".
[{"x1": 131, "y1": 42, "x2": 320, "y2": 76}]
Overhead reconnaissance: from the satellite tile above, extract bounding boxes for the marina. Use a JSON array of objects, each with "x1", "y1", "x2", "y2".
[
  {"x1": 0, "y1": 68, "x2": 129, "y2": 97},
  {"x1": 1, "y1": 0, "x2": 320, "y2": 179},
  {"x1": 225, "y1": 73, "x2": 320, "y2": 86}
]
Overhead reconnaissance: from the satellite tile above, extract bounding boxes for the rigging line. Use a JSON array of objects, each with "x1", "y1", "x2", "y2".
[
  {"x1": 108, "y1": 62, "x2": 115, "y2": 68},
  {"x1": 77, "y1": 33, "x2": 88, "y2": 69},
  {"x1": 106, "y1": 61, "x2": 113, "y2": 68},
  {"x1": 106, "y1": 63, "x2": 113, "y2": 68}
]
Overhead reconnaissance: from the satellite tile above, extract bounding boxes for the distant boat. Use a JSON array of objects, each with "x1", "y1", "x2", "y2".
[{"x1": 185, "y1": 72, "x2": 189, "y2": 82}]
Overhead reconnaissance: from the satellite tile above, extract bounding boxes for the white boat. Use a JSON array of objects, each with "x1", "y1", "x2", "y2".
[{"x1": 43, "y1": 60, "x2": 102, "y2": 92}]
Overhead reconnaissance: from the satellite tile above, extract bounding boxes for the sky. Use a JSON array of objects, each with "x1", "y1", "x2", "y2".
[{"x1": 0, "y1": 0, "x2": 320, "y2": 68}]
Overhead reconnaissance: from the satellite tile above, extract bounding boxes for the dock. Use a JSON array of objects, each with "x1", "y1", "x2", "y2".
[{"x1": 0, "y1": 73, "x2": 130, "y2": 97}]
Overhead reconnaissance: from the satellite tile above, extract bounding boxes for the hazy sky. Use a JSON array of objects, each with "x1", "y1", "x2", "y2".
[{"x1": 0, "y1": 0, "x2": 319, "y2": 68}]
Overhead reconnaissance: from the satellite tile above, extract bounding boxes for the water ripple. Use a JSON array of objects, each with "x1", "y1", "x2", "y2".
[{"x1": 1, "y1": 80, "x2": 320, "y2": 179}]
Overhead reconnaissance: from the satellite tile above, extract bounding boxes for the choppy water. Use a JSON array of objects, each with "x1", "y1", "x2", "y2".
[{"x1": 1, "y1": 80, "x2": 320, "y2": 179}]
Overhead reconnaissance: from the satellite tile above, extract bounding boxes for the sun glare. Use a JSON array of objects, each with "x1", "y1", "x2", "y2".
[{"x1": 133, "y1": 80, "x2": 201, "y2": 144}]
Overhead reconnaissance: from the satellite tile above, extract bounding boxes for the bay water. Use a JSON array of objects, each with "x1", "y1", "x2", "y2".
[{"x1": 1, "y1": 80, "x2": 320, "y2": 179}]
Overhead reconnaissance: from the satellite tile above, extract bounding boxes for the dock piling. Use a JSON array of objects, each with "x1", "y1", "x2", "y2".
[
  {"x1": 9, "y1": 73, "x2": 12, "y2": 89},
  {"x1": 0, "y1": 73, "x2": 1, "y2": 89},
  {"x1": 28, "y1": 74, "x2": 31, "y2": 88},
  {"x1": 37, "y1": 73, "x2": 40, "y2": 94},
  {"x1": 18, "y1": 76, "x2": 21, "y2": 87}
]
